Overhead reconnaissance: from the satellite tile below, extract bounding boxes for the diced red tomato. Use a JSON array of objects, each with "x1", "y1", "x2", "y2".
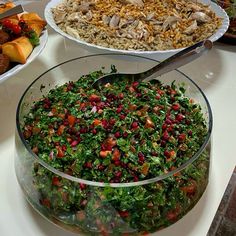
[
  {"x1": 58, "y1": 113, "x2": 65, "y2": 119},
  {"x1": 166, "y1": 211, "x2": 178, "y2": 221},
  {"x1": 105, "y1": 137, "x2": 117, "y2": 148},
  {"x1": 68, "y1": 115, "x2": 76, "y2": 127},
  {"x1": 112, "y1": 148, "x2": 121, "y2": 161},
  {"x1": 119, "y1": 210, "x2": 129, "y2": 218},
  {"x1": 2, "y1": 19, "x2": 13, "y2": 28},
  {"x1": 56, "y1": 146, "x2": 65, "y2": 158},
  {"x1": 57, "y1": 125, "x2": 65, "y2": 136},
  {"x1": 99, "y1": 150, "x2": 111, "y2": 158},
  {"x1": 52, "y1": 176, "x2": 61, "y2": 186},
  {"x1": 89, "y1": 94, "x2": 101, "y2": 102},
  {"x1": 93, "y1": 119, "x2": 101, "y2": 126},
  {"x1": 41, "y1": 198, "x2": 50, "y2": 208},
  {"x1": 12, "y1": 24, "x2": 21, "y2": 34},
  {"x1": 32, "y1": 126, "x2": 41, "y2": 134},
  {"x1": 181, "y1": 180, "x2": 197, "y2": 195}
]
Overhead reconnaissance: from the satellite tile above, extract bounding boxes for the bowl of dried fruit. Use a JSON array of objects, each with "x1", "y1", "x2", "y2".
[
  {"x1": 15, "y1": 53, "x2": 212, "y2": 235},
  {"x1": 45, "y1": 0, "x2": 229, "y2": 60}
]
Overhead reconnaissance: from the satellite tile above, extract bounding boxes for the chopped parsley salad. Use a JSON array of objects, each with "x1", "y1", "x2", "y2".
[{"x1": 22, "y1": 68, "x2": 210, "y2": 235}]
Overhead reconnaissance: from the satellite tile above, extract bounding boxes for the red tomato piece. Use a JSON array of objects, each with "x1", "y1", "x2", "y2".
[
  {"x1": 2, "y1": 19, "x2": 13, "y2": 28},
  {"x1": 12, "y1": 24, "x2": 21, "y2": 34}
]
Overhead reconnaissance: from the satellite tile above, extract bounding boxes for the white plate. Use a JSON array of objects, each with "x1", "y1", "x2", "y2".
[
  {"x1": 44, "y1": 0, "x2": 229, "y2": 60},
  {"x1": 0, "y1": 29, "x2": 48, "y2": 84}
]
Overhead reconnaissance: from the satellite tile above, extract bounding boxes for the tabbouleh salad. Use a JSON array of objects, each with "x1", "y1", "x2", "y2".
[{"x1": 21, "y1": 68, "x2": 210, "y2": 235}]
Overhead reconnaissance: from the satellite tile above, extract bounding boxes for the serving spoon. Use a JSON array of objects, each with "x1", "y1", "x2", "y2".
[
  {"x1": 93, "y1": 40, "x2": 213, "y2": 88},
  {"x1": 0, "y1": 5, "x2": 24, "y2": 20}
]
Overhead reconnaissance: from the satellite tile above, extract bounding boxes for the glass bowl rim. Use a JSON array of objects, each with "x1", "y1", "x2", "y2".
[{"x1": 16, "y1": 53, "x2": 213, "y2": 188}]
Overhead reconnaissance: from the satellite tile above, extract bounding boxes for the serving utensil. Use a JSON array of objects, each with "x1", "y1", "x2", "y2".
[
  {"x1": 93, "y1": 40, "x2": 213, "y2": 88},
  {"x1": 0, "y1": 5, "x2": 24, "y2": 20}
]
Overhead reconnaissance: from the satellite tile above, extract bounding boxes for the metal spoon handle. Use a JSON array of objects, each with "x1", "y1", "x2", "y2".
[{"x1": 138, "y1": 40, "x2": 212, "y2": 82}]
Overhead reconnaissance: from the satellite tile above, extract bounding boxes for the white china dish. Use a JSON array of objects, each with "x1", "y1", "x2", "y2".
[
  {"x1": 44, "y1": 0, "x2": 229, "y2": 60},
  {"x1": 0, "y1": 29, "x2": 48, "y2": 84}
]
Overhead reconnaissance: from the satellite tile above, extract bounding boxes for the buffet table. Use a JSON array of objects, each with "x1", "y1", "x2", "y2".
[{"x1": 0, "y1": 1, "x2": 236, "y2": 236}]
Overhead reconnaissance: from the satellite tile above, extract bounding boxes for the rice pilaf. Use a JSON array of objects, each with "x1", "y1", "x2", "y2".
[{"x1": 52, "y1": 0, "x2": 222, "y2": 51}]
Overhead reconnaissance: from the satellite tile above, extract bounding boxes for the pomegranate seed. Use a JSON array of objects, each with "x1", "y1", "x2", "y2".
[
  {"x1": 118, "y1": 93, "x2": 124, "y2": 99},
  {"x1": 162, "y1": 131, "x2": 169, "y2": 141},
  {"x1": 71, "y1": 140, "x2": 79, "y2": 147},
  {"x1": 131, "y1": 121, "x2": 139, "y2": 129},
  {"x1": 43, "y1": 104, "x2": 50, "y2": 109},
  {"x1": 164, "y1": 150, "x2": 171, "y2": 158},
  {"x1": 121, "y1": 162, "x2": 127, "y2": 168},
  {"x1": 80, "y1": 127, "x2": 88, "y2": 133},
  {"x1": 165, "y1": 118, "x2": 173, "y2": 125},
  {"x1": 102, "y1": 119, "x2": 109, "y2": 129},
  {"x1": 136, "y1": 93, "x2": 142, "y2": 98},
  {"x1": 98, "y1": 164, "x2": 105, "y2": 171},
  {"x1": 92, "y1": 129, "x2": 97, "y2": 134},
  {"x1": 63, "y1": 120, "x2": 69, "y2": 126},
  {"x1": 188, "y1": 130, "x2": 192, "y2": 136},
  {"x1": 138, "y1": 154, "x2": 145, "y2": 161},
  {"x1": 84, "y1": 162, "x2": 92, "y2": 168},
  {"x1": 160, "y1": 140, "x2": 166, "y2": 147},
  {"x1": 162, "y1": 123, "x2": 167, "y2": 130},
  {"x1": 115, "y1": 171, "x2": 122, "y2": 178},
  {"x1": 133, "y1": 176, "x2": 139, "y2": 182},
  {"x1": 62, "y1": 145, "x2": 67, "y2": 151},
  {"x1": 167, "y1": 126, "x2": 173, "y2": 132},
  {"x1": 176, "y1": 113, "x2": 184, "y2": 122},
  {"x1": 113, "y1": 178, "x2": 120, "y2": 183},
  {"x1": 106, "y1": 145, "x2": 113, "y2": 151},
  {"x1": 119, "y1": 210, "x2": 129, "y2": 218},
  {"x1": 172, "y1": 103, "x2": 180, "y2": 111},
  {"x1": 79, "y1": 183, "x2": 86, "y2": 190},
  {"x1": 185, "y1": 119, "x2": 191, "y2": 125},
  {"x1": 116, "y1": 107, "x2": 122, "y2": 113},
  {"x1": 132, "y1": 81, "x2": 139, "y2": 87},
  {"x1": 109, "y1": 118, "x2": 116, "y2": 125},
  {"x1": 114, "y1": 131, "x2": 121, "y2": 138},
  {"x1": 178, "y1": 133, "x2": 186, "y2": 142},
  {"x1": 119, "y1": 114, "x2": 126, "y2": 120},
  {"x1": 101, "y1": 144, "x2": 106, "y2": 151},
  {"x1": 123, "y1": 132, "x2": 128, "y2": 138},
  {"x1": 114, "y1": 160, "x2": 121, "y2": 166}
]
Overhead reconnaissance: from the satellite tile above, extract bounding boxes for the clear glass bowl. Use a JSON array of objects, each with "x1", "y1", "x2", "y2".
[{"x1": 15, "y1": 54, "x2": 212, "y2": 235}]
